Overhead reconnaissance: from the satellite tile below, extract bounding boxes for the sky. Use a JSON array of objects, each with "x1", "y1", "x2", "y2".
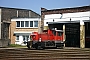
[{"x1": 0, "y1": 0, "x2": 90, "y2": 14}]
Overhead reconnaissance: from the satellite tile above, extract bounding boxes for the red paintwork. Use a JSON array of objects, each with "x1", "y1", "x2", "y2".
[{"x1": 30, "y1": 29, "x2": 63, "y2": 42}]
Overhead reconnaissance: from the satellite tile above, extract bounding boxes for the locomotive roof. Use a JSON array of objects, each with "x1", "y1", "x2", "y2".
[
  {"x1": 43, "y1": 29, "x2": 63, "y2": 32},
  {"x1": 55, "y1": 30, "x2": 63, "y2": 32}
]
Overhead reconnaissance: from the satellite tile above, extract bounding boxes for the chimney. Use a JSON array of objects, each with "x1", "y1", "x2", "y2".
[{"x1": 41, "y1": 7, "x2": 47, "y2": 11}]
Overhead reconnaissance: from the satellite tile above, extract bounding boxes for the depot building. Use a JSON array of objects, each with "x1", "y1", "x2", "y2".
[{"x1": 41, "y1": 5, "x2": 90, "y2": 48}]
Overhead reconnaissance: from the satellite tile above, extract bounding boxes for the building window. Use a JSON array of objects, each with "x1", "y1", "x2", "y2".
[
  {"x1": 16, "y1": 35, "x2": 19, "y2": 40},
  {"x1": 16, "y1": 21, "x2": 20, "y2": 27},
  {"x1": 25, "y1": 21, "x2": 29, "y2": 27},
  {"x1": 23, "y1": 35, "x2": 29, "y2": 41},
  {"x1": 23, "y1": 35, "x2": 25, "y2": 41},
  {"x1": 21, "y1": 21, "x2": 24, "y2": 27},
  {"x1": 26, "y1": 35, "x2": 29, "y2": 40},
  {"x1": 30, "y1": 21, "x2": 33, "y2": 27},
  {"x1": 34, "y1": 21, "x2": 38, "y2": 27},
  {"x1": 16, "y1": 20, "x2": 38, "y2": 28}
]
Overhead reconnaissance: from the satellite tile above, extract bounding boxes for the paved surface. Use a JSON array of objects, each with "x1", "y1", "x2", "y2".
[{"x1": 0, "y1": 47, "x2": 90, "y2": 60}]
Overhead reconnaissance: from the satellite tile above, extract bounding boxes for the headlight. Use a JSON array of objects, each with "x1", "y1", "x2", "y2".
[{"x1": 39, "y1": 38, "x2": 41, "y2": 42}]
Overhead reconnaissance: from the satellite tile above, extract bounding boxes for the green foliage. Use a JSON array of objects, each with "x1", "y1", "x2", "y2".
[{"x1": 9, "y1": 44, "x2": 26, "y2": 47}]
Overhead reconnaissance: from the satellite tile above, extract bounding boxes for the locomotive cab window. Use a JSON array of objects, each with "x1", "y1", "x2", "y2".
[
  {"x1": 58, "y1": 32, "x2": 63, "y2": 36},
  {"x1": 52, "y1": 31, "x2": 56, "y2": 36}
]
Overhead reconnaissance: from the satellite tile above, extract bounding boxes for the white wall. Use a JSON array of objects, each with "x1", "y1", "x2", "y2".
[
  {"x1": 45, "y1": 14, "x2": 62, "y2": 19},
  {"x1": 44, "y1": 11, "x2": 90, "y2": 26},
  {"x1": 11, "y1": 18, "x2": 40, "y2": 21},
  {"x1": 0, "y1": 9, "x2": 1, "y2": 39},
  {"x1": 16, "y1": 35, "x2": 23, "y2": 45}
]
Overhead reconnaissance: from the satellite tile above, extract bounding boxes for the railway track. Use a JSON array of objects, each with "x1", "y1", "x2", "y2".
[{"x1": 0, "y1": 48, "x2": 90, "y2": 60}]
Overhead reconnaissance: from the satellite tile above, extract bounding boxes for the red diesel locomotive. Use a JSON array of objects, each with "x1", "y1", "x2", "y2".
[{"x1": 27, "y1": 29, "x2": 65, "y2": 49}]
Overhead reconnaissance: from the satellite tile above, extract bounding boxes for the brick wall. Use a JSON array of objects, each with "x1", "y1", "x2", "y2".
[
  {"x1": 1, "y1": 8, "x2": 17, "y2": 22},
  {"x1": 18, "y1": 10, "x2": 29, "y2": 18},
  {"x1": 30, "y1": 11, "x2": 40, "y2": 18},
  {"x1": 41, "y1": 6, "x2": 90, "y2": 15}
]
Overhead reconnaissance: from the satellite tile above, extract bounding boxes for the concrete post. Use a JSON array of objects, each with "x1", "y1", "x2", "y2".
[
  {"x1": 80, "y1": 25, "x2": 85, "y2": 48},
  {"x1": 38, "y1": 20, "x2": 41, "y2": 33},
  {"x1": 63, "y1": 24, "x2": 65, "y2": 47}
]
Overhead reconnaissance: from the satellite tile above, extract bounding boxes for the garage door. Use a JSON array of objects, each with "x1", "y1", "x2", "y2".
[{"x1": 65, "y1": 23, "x2": 80, "y2": 47}]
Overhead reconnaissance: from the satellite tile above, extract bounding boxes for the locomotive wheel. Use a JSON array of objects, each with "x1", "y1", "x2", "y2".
[
  {"x1": 27, "y1": 41, "x2": 32, "y2": 49},
  {"x1": 27, "y1": 43, "x2": 30, "y2": 49},
  {"x1": 35, "y1": 44, "x2": 44, "y2": 50},
  {"x1": 36, "y1": 46, "x2": 41, "y2": 49}
]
